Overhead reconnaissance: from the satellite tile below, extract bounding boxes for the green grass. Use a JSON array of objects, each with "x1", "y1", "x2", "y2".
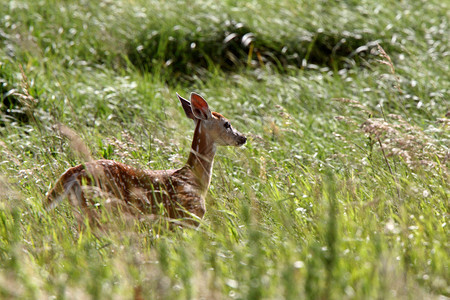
[{"x1": 0, "y1": 0, "x2": 448, "y2": 299}]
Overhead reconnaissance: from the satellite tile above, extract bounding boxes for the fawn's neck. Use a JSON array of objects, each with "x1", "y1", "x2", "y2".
[{"x1": 186, "y1": 120, "x2": 216, "y2": 195}]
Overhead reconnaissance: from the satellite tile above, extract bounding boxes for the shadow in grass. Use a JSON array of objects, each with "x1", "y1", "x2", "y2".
[
  {"x1": 127, "y1": 20, "x2": 393, "y2": 82},
  {"x1": 0, "y1": 65, "x2": 29, "y2": 125}
]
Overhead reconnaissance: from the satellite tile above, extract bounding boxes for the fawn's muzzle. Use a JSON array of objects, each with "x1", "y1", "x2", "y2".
[{"x1": 237, "y1": 136, "x2": 247, "y2": 146}]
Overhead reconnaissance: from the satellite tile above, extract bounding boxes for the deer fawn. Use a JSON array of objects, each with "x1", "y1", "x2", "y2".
[{"x1": 45, "y1": 93, "x2": 247, "y2": 227}]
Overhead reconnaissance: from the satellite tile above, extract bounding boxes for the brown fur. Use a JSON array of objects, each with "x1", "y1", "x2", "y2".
[{"x1": 45, "y1": 160, "x2": 205, "y2": 226}]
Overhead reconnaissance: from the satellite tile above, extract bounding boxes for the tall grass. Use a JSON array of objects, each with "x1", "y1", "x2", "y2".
[{"x1": 1, "y1": 0, "x2": 448, "y2": 299}]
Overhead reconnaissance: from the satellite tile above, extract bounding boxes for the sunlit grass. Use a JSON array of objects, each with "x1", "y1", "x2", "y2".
[{"x1": 0, "y1": 0, "x2": 448, "y2": 299}]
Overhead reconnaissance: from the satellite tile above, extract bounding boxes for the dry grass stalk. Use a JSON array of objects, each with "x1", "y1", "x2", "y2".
[
  {"x1": 55, "y1": 123, "x2": 93, "y2": 162},
  {"x1": 376, "y1": 44, "x2": 402, "y2": 93},
  {"x1": 376, "y1": 136, "x2": 401, "y2": 198},
  {"x1": 14, "y1": 65, "x2": 38, "y2": 111}
]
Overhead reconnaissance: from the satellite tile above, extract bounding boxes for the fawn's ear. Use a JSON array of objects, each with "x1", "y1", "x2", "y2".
[
  {"x1": 177, "y1": 93, "x2": 195, "y2": 120},
  {"x1": 190, "y1": 92, "x2": 212, "y2": 120}
]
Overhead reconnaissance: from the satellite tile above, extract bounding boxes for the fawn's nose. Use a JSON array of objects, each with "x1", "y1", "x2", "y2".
[{"x1": 237, "y1": 136, "x2": 247, "y2": 146}]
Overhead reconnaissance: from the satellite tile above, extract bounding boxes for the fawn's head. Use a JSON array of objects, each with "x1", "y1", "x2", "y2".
[{"x1": 177, "y1": 92, "x2": 247, "y2": 147}]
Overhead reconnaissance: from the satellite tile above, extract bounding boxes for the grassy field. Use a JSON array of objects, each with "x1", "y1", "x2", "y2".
[{"x1": 0, "y1": 0, "x2": 448, "y2": 299}]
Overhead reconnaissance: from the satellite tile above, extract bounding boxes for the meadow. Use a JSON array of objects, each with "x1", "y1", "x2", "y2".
[{"x1": 0, "y1": 0, "x2": 448, "y2": 299}]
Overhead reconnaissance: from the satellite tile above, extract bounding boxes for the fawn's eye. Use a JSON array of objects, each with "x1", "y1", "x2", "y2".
[{"x1": 224, "y1": 122, "x2": 231, "y2": 129}]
